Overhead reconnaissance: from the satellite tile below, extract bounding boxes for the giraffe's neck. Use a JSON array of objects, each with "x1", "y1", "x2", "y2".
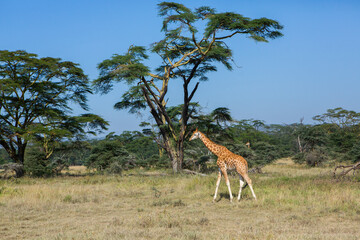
[{"x1": 199, "y1": 132, "x2": 222, "y2": 156}]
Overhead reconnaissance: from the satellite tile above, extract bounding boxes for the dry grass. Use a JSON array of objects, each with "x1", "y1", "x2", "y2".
[{"x1": 1, "y1": 160, "x2": 360, "y2": 240}]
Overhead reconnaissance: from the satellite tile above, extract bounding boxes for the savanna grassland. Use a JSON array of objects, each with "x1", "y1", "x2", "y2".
[{"x1": 1, "y1": 159, "x2": 360, "y2": 240}]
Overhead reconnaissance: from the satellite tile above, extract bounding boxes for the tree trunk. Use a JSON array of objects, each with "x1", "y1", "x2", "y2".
[
  {"x1": 10, "y1": 152, "x2": 26, "y2": 177},
  {"x1": 297, "y1": 135, "x2": 303, "y2": 153},
  {"x1": 13, "y1": 164, "x2": 25, "y2": 178},
  {"x1": 166, "y1": 140, "x2": 183, "y2": 173}
]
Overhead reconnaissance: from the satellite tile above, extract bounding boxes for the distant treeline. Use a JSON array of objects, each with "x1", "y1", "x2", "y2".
[{"x1": 2, "y1": 107, "x2": 360, "y2": 177}]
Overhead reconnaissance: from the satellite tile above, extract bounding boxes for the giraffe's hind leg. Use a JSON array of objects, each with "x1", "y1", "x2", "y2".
[
  {"x1": 237, "y1": 174, "x2": 245, "y2": 201},
  {"x1": 243, "y1": 173, "x2": 257, "y2": 200}
]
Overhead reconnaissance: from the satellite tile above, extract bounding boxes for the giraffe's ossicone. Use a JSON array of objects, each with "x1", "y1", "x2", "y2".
[{"x1": 189, "y1": 128, "x2": 257, "y2": 202}]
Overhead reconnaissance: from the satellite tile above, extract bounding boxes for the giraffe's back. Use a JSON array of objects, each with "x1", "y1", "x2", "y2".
[{"x1": 217, "y1": 151, "x2": 248, "y2": 173}]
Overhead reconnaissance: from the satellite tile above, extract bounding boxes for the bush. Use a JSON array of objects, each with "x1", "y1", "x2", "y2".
[
  {"x1": 85, "y1": 140, "x2": 136, "y2": 173},
  {"x1": 252, "y1": 141, "x2": 281, "y2": 166},
  {"x1": 106, "y1": 161, "x2": 123, "y2": 175},
  {"x1": 347, "y1": 140, "x2": 360, "y2": 163},
  {"x1": 146, "y1": 154, "x2": 171, "y2": 169},
  {"x1": 292, "y1": 147, "x2": 328, "y2": 167},
  {"x1": 292, "y1": 152, "x2": 305, "y2": 164},
  {"x1": 24, "y1": 148, "x2": 53, "y2": 177},
  {"x1": 0, "y1": 148, "x2": 11, "y2": 165},
  {"x1": 305, "y1": 147, "x2": 328, "y2": 167}
]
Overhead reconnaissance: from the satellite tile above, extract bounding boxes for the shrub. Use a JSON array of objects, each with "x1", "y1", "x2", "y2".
[
  {"x1": 106, "y1": 161, "x2": 123, "y2": 175},
  {"x1": 136, "y1": 154, "x2": 170, "y2": 169},
  {"x1": 292, "y1": 152, "x2": 305, "y2": 164},
  {"x1": 251, "y1": 141, "x2": 281, "y2": 166},
  {"x1": 293, "y1": 147, "x2": 328, "y2": 167},
  {"x1": 347, "y1": 140, "x2": 360, "y2": 163},
  {"x1": 85, "y1": 140, "x2": 136, "y2": 173},
  {"x1": 305, "y1": 147, "x2": 328, "y2": 167},
  {"x1": 24, "y1": 148, "x2": 53, "y2": 177}
]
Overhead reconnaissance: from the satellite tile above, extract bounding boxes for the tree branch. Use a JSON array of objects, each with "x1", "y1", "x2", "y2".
[
  {"x1": 188, "y1": 82, "x2": 200, "y2": 102},
  {"x1": 215, "y1": 30, "x2": 249, "y2": 40},
  {"x1": 333, "y1": 161, "x2": 360, "y2": 178}
]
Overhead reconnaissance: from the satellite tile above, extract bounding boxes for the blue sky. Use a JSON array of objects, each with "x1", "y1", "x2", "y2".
[{"x1": 2, "y1": 0, "x2": 360, "y2": 135}]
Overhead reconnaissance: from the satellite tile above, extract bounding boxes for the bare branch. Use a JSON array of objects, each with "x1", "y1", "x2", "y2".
[{"x1": 333, "y1": 161, "x2": 360, "y2": 179}]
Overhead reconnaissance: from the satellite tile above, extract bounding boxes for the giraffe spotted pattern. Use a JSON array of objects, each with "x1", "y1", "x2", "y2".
[{"x1": 190, "y1": 128, "x2": 257, "y2": 202}]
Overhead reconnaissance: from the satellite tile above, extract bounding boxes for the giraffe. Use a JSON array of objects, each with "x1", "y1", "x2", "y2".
[{"x1": 189, "y1": 128, "x2": 257, "y2": 202}]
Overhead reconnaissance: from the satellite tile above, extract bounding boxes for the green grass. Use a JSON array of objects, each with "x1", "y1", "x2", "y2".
[{"x1": 0, "y1": 159, "x2": 360, "y2": 239}]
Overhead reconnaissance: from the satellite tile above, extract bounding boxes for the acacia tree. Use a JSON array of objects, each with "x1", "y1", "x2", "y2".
[
  {"x1": 313, "y1": 107, "x2": 360, "y2": 129},
  {"x1": 0, "y1": 50, "x2": 108, "y2": 176},
  {"x1": 94, "y1": 2, "x2": 283, "y2": 172},
  {"x1": 211, "y1": 107, "x2": 233, "y2": 127}
]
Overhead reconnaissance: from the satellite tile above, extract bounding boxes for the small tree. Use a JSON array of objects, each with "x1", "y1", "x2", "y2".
[
  {"x1": 94, "y1": 2, "x2": 283, "y2": 172},
  {"x1": 24, "y1": 147, "x2": 52, "y2": 177}
]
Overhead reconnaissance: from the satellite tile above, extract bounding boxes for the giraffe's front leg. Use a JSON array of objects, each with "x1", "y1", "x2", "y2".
[{"x1": 213, "y1": 170, "x2": 221, "y2": 202}]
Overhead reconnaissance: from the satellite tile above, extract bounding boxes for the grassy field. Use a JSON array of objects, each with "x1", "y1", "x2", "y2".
[{"x1": 1, "y1": 159, "x2": 360, "y2": 240}]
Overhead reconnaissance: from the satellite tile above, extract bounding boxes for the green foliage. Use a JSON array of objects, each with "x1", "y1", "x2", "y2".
[
  {"x1": 251, "y1": 141, "x2": 281, "y2": 166},
  {"x1": 0, "y1": 148, "x2": 11, "y2": 165},
  {"x1": 328, "y1": 128, "x2": 357, "y2": 153},
  {"x1": 292, "y1": 152, "x2": 306, "y2": 165},
  {"x1": 94, "y1": 46, "x2": 149, "y2": 93},
  {"x1": 106, "y1": 161, "x2": 123, "y2": 175},
  {"x1": 102, "y1": 131, "x2": 169, "y2": 169},
  {"x1": 298, "y1": 125, "x2": 328, "y2": 151},
  {"x1": 85, "y1": 140, "x2": 136, "y2": 173},
  {"x1": 293, "y1": 146, "x2": 328, "y2": 167},
  {"x1": 51, "y1": 141, "x2": 92, "y2": 166},
  {"x1": 290, "y1": 108, "x2": 360, "y2": 166},
  {"x1": 85, "y1": 129, "x2": 170, "y2": 173},
  {"x1": 23, "y1": 141, "x2": 88, "y2": 177},
  {"x1": 113, "y1": 86, "x2": 147, "y2": 113},
  {"x1": 265, "y1": 124, "x2": 296, "y2": 157},
  {"x1": 117, "y1": 131, "x2": 160, "y2": 163},
  {"x1": 24, "y1": 148, "x2": 53, "y2": 177},
  {"x1": 204, "y1": 13, "x2": 283, "y2": 41},
  {"x1": 347, "y1": 140, "x2": 360, "y2": 163}
]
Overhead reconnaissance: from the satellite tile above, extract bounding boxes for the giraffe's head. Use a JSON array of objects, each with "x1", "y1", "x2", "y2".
[{"x1": 189, "y1": 128, "x2": 201, "y2": 141}]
